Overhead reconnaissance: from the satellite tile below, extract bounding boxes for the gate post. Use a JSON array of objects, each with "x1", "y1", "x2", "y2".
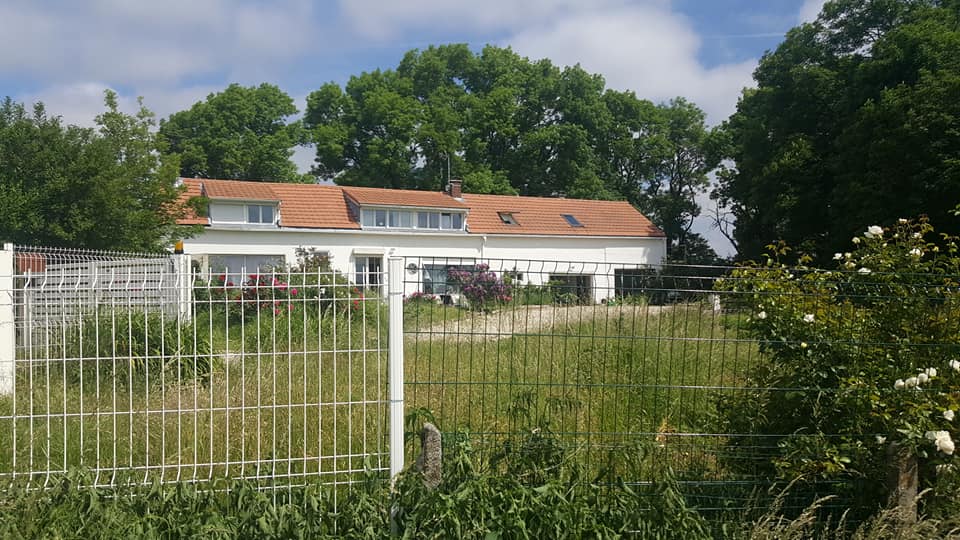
[
  {"x1": 388, "y1": 257, "x2": 405, "y2": 481},
  {"x1": 0, "y1": 243, "x2": 16, "y2": 395}
]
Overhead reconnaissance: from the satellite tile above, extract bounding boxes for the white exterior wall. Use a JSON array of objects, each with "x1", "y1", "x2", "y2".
[{"x1": 181, "y1": 227, "x2": 666, "y2": 302}]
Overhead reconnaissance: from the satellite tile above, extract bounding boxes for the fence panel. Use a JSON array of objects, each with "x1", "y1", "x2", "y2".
[
  {"x1": 399, "y1": 256, "x2": 960, "y2": 517},
  {"x1": 0, "y1": 245, "x2": 389, "y2": 493}
]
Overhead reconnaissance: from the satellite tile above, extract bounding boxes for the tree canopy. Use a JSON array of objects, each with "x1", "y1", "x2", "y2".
[
  {"x1": 716, "y1": 0, "x2": 960, "y2": 261},
  {"x1": 0, "y1": 92, "x2": 197, "y2": 251},
  {"x1": 304, "y1": 44, "x2": 719, "y2": 257},
  {"x1": 160, "y1": 83, "x2": 309, "y2": 183}
]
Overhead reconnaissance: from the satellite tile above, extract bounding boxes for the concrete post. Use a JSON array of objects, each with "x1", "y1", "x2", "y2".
[
  {"x1": 175, "y1": 254, "x2": 192, "y2": 321},
  {"x1": 388, "y1": 256, "x2": 405, "y2": 481},
  {"x1": 886, "y1": 442, "x2": 918, "y2": 523},
  {"x1": 0, "y1": 243, "x2": 16, "y2": 395}
]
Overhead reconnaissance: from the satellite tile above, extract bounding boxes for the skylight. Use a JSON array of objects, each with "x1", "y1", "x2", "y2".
[
  {"x1": 498, "y1": 212, "x2": 519, "y2": 225},
  {"x1": 562, "y1": 214, "x2": 583, "y2": 227}
]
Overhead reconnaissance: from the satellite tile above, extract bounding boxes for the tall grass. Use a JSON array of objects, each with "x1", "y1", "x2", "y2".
[{"x1": 405, "y1": 300, "x2": 761, "y2": 484}]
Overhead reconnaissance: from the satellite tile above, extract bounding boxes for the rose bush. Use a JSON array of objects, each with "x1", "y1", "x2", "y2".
[{"x1": 716, "y1": 217, "x2": 960, "y2": 516}]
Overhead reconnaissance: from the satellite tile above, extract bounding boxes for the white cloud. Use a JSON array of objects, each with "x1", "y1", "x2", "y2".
[
  {"x1": 798, "y1": 0, "x2": 827, "y2": 23},
  {"x1": 506, "y1": 5, "x2": 755, "y2": 124},
  {"x1": 0, "y1": 0, "x2": 315, "y2": 85},
  {"x1": 17, "y1": 83, "x2": 220, "y2": 128},
  {"x1": 339, "y1": 0, "x2": 647, "y2": 38}
]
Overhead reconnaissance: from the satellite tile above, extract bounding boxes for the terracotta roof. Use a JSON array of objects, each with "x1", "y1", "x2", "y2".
[
  {"x1": 270, "y1": 183, "x2": 358, "y2": 229},
  {"x1": 201, "y1": 178, "x2": 278, "y2": 201},
  {"x1": 343, "y1": 186, "x2": 468, "y2": 209},
  {"x1": 176, "y1": 178, "x2": 663, "y2": 238},
  {"x1": 462, "y1": 193, "x2": 665, "y2": 237}
]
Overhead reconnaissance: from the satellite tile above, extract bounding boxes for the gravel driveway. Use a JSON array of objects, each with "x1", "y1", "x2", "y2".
[{"x1": 410, "y1": 304, "x2": 667, "y2": 341}]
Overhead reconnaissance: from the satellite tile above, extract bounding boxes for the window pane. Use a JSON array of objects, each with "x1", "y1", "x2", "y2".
[
  {"x1": 429, "y1": 212, "x2": 439, "y2": 228},
  {"x1": 355, "y1": 258, "x2": 366, "y2": 286},
  {"x1": 247, "y1": 205, "x2": 260, "y2": 223},
  {"x1": 418, "y1": 212, "x2": 428, "y2": 228},
  {"x1": 375, "y1": 210, "x2": 387, "y2": 227},
  {"x1": 440, "y1": 213, "x2": 452, "y2": 229},
  {"x1": 261, "y1": 205, "x2": 273, "y2": 224},
  {"x1": 389, "y1": 211, "x2": 399, "y2": 227},
  {"x1": 362, "y1": 209, "x2": 375, "y2": 226},
  {"x1": 400, "y1": 211, "x2": 412, "y2": 227},
  {"x1": 453, "y1": 214, "x2": 463, "y2": 229}
]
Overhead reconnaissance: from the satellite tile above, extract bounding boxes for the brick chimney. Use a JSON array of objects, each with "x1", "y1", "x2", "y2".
[{"x1": 448, "y1": 178, "x2": 462, "y2": 199}]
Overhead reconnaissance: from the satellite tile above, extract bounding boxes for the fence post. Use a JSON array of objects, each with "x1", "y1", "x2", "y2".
[
  {"x1": 0, "y1": 243, "x2": 15, "y2": 395},
  {"x1": 174, "y1": 254, "x2": 192, "y2": 321},
  {"x1": 388, "y1": 256, "x2": 405, "y2": 481}
]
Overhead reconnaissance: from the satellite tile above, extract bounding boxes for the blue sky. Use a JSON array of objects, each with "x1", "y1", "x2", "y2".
[{"x1": 0, "y1": 0, "x2": 827, "y2": 255}]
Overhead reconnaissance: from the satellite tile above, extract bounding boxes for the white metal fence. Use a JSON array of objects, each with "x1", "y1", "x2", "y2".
[{"x1": 0, "y1": 244, "x2": 395, "y2": 490}]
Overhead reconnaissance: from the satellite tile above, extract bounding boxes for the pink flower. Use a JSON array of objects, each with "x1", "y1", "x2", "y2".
[
  {"x1": 288, "y1": 303, "x2": 294, "y2": 311},
  {"x1": 290, "y1": 288, "x2": 298, "y2": 296},
  {"x1": 274, "y1": 308, "x2": 281, "y2": 315}
]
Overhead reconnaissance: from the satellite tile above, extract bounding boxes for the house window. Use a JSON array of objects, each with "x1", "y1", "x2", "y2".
[
  {"x1": 422, "y1": 264, "x2": 471, "y2": 295},
  {"x1": 498, "y1": 212, "x2": 518, "y2": 225},
  {"x1": 247, "y1": 204, "x2": 275, "y2": 224},
  {"x1": 208, "y1": 254, "x2": 284, "y2": 284},
  {"x1": 562, "y1": 214, "x2": 583, "y2": 227},
  {"x1": 355, "y1": 256, "x2": 383, "y2": 289}
]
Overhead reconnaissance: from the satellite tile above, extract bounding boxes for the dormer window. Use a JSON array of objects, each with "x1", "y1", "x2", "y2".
[
  {"x1": 247, "y1": 204, "x2": 275, "y2": 224},
  {"x1": 361, "y1": 208, "x2": 464, "y2": 231},
  {"x1": 207, "y1": 200, "x2": 278, "y2": 226}
]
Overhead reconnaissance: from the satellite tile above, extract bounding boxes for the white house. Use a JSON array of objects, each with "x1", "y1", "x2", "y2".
[{"x1": 176, "y1": 178, "x2": 666, "y2": 303}]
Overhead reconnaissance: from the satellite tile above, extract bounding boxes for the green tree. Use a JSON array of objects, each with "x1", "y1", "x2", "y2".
[
  {"x1": 0, "y1": 92, "x2": 197, "y2": 251},
  {"x1": 160, "y1": 83, "x2": 309, "y2": 183},
  {"x1": 717, "y1": 0, "x2": 960, "y2": 262},
  {"x1": 305, "y1": 44, "x2": 719, "y2": 252}
]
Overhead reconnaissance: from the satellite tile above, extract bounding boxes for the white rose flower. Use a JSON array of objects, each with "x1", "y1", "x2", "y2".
[
  {"x1": 909, "y1": 248, "x2": 922, "y2": 257},
  {"x1": 800, "y1": 342, "x2": 808, "y2": 349},
  {"x1": 803, "y1": 314, "x2": 815, "y2": 323},
  {"x1": 894, "y1": 379, "x2": 906, "y2": 390},
  {"x1": 844, "y1": 261, "x2": 856, "y2": 269},
  {"x1": 918, "y1": 373, "x2": 929, "y2": 384},
  {"x1": 898, "y1": 218, "x2": 908, "y2": 224},
  {"x1": 858, "y1": 267, "x2": 872, "y2": 274},
  {"x1": 865, "y1": 225, "x2": 883, "y2": 238},
  {"x1": 925, "y1": 367, "x2": 937, "y2": 378},
  {"x1": 950, "y1": 359, "x2": 960, "y2": 371},
  {"x1": 934, "y1": 432, "x2": 955, "y2": 456},
  {"x1": 756, "y1": 311, "x2": 767, "y2": 320},
  {"x1": 852, "y1": 237, "x2": 861, "y2": 244},
  {"x1": 905, "y1": 377, "x2": 919, "y2": 388},
  {"x1": 913, "y1": 232, "x2": 922, "y2": 239},
  {"x1": 876, "y1": 435, "x2": 887, "y2": 444},
  {"x1": 833, "y1": 253, "x2": 843, "y2": 260},
  {"x1": 945, "y1": 410, "x2": 955, "y2": 422},
  {"x1": 844, "y1": 252, "x2": 852, "y2": 259}
]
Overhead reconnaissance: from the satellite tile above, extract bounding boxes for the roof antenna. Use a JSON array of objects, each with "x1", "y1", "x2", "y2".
[{"x1": 446, "y1": 153, "x2": 451, "y2": 185}]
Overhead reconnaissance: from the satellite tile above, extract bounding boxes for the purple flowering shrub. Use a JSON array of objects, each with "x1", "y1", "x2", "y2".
[{"x1": 446, "y1": 264, "x2": 513, "y2": 311}]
